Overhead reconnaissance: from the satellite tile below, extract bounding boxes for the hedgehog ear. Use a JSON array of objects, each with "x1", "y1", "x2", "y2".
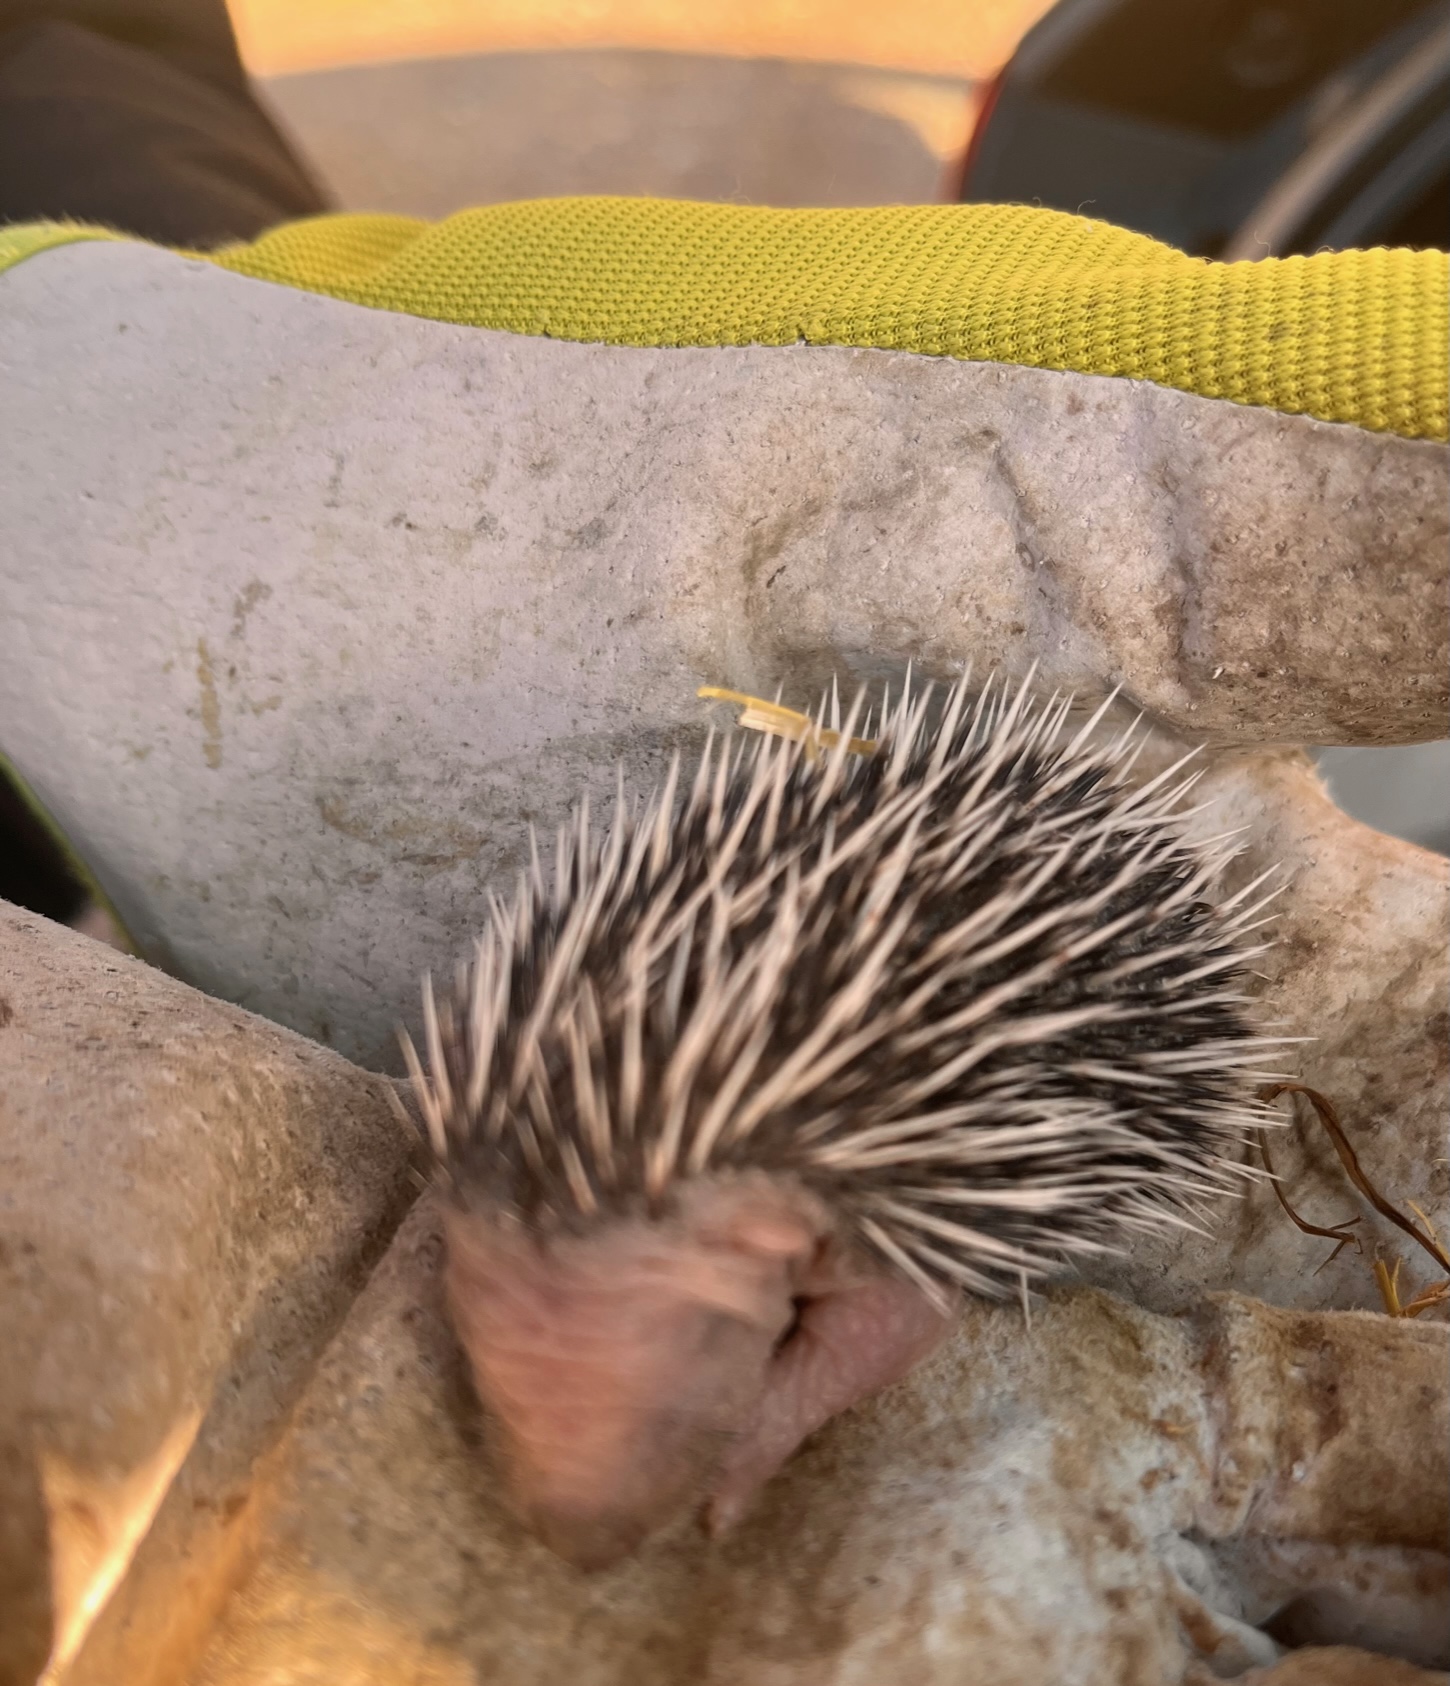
[
  {"x1": 679, "y1": 1178, "x2": 829, "y2": 1270},
  {"x1": 721, "y1": 1208, "x2": 818, "y2": 1261}
]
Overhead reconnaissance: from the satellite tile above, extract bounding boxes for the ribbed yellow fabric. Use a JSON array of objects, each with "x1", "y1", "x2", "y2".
[
  {"x1": 0, "y1": 220, "x2": 119, "y2": 270},
  {"x1": 205, "y1": 200, "x2": 1449, "y2": 441},
  {"x1": 3, "y1": 202, "x2": 1446, "y2": 439}
]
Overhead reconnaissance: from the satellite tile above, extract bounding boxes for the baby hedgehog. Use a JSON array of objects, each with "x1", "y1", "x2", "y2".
[{"x1": 404, "y1": 674, "x2": 1279, "y2": 1568}]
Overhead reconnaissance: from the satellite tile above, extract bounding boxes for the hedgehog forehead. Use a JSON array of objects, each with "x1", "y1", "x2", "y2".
[{"x1": 447, "y1": 1164, "x2": 832, "y2": 1262}]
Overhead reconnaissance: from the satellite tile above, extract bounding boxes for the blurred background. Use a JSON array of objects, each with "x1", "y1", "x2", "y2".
[
  {"x1": 1, "y1": 0, "x2": 1447, "y2": 942},
  {"x1": 240, "y1": 0, "x2": 1450, "y2": 256},
  {"x1": 234, "y1": 0, "x2": 1036, "y2": 213}
]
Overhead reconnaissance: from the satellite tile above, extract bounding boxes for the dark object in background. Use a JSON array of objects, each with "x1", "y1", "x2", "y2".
[
  {"x1": 0, "y1": 771, "x2": 88, "y2": 923},
  {"x1": 0, "y1": 0, "x2": 329, "y2": 247},
  {"x1": 956, "y1": 0, "x2": 1450, "y2": 257}
]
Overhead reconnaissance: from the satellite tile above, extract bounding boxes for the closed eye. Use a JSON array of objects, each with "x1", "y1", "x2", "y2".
[{"x1": 776, "y1": 1296, "x2": 808, "y2": 1352}]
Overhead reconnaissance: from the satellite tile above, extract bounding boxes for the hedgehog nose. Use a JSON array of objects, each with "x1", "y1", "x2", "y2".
[{"x1": 523, "y1": 1501, "x2": 652, "y2": 1571}]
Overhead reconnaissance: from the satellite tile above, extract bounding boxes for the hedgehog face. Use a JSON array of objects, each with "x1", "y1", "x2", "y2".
[
  {"x1": 441, "y1": 1178, "x2": 812, "y2": 1568},
  {"x1": 441, "y1": 1176, "x2": 954, "y2": 1568}
]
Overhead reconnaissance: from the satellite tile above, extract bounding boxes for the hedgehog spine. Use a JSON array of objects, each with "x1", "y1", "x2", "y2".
[{"x1": 404, "y1": 671, "x2": 1286, "y2": 1301}]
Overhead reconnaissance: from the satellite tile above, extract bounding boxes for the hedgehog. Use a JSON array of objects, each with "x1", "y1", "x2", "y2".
[{"x1": 401, "y1": 673, "x2": 1281, "y2": 1568}]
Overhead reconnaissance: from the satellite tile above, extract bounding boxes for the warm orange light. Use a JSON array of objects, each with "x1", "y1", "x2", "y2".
[{"x1": 230, "y1": 0, "x2": 1056, "y2": 81}]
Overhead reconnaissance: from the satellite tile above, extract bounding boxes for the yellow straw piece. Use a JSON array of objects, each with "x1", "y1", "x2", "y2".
[{"x1": 697, "y1": 687, "x2": 878, "y2": 758}]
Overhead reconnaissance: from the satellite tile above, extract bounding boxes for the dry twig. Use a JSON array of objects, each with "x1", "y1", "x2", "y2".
[
  {"x1": 1254, "y1": 1127, "x2": 1361, "y2": 1269},
  {"x1": 1258, "y1": 1082, "x2": 1449, "y2": 1318}
]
